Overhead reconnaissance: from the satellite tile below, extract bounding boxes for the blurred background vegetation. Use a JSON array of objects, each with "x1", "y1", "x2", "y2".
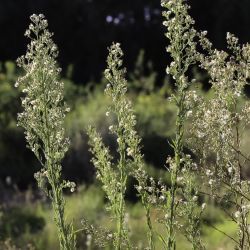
[{"x1": 1, "y1": 0, "x2": 250, "y2": 249}]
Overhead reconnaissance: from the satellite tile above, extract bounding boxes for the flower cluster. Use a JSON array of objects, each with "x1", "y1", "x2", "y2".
[
  {"x1": 187, "y1": 14, "x2": 250, "y2": 250},
  {"x1": 81, "y1": 218, "x2": 114, "y2": 248}
]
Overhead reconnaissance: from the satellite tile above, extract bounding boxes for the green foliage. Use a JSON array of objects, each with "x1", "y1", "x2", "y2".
[
  {"x1": 135, "y1": 90, "x2": 176, "y2": 137},
  {"x1": 0, "y1": 207, "x2": 45, "y2": 240},
  {"x1": 0, "y1": 61, "x2": 19, "y2": 130}
]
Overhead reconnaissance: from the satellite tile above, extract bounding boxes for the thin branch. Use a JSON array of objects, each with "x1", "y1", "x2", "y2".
[
  {"x1": 206, "y1": 222, "x2": 239, "y2": 245},
  {"x1": 230, "y1": 143, "x2": 250, "y2": 163}
]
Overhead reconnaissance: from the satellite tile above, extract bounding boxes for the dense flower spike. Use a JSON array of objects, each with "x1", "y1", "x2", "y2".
[
  {"x1": 161, "y1": 0, "x2": 204, "y2": 249},
  {"x1": 88, "y1": 43, "x2": 132, "y2": 250},
  {"x1": 105, "y1": 43, "x2": 156, "y2": 249},
  {"x1": 16, "y1": 14, "x2": 76, "y2": 250},
  {"x1": 88, "y1": 43, "x2": 158, "y2": 249}
]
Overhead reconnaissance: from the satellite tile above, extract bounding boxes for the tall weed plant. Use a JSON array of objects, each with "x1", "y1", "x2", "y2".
[
  {"x1": 16, "y1": 14, "x2": 76, "y2": 250},
  {"x1": 15, "y1": 0, "x2": 250, "y2": 249}
]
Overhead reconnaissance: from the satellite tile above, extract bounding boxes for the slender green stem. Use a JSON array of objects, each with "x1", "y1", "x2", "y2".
[
  {"x1": 168, "y1": 99, "x2": 183, "y2": 250},
  {"x1": 146, "y1": 205, "x2": 154, "y2": 250},
  {"x1": 116, "y1": 131, "x2": 127, "y2": 250},
  {"x1": 116, "y1": 174, "x2": 125, "y2": 250},
  {"x1": 51, "y1": 177, "x2": 71, "y2": 250}
]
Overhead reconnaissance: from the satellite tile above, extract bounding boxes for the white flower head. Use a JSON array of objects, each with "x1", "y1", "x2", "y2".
[
  {"x1": 234, "y1": 211, "x2": 241, "y2": 219},
  {"x1": 201, "y1": 203, "x2": 206, "y2": 210}
]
